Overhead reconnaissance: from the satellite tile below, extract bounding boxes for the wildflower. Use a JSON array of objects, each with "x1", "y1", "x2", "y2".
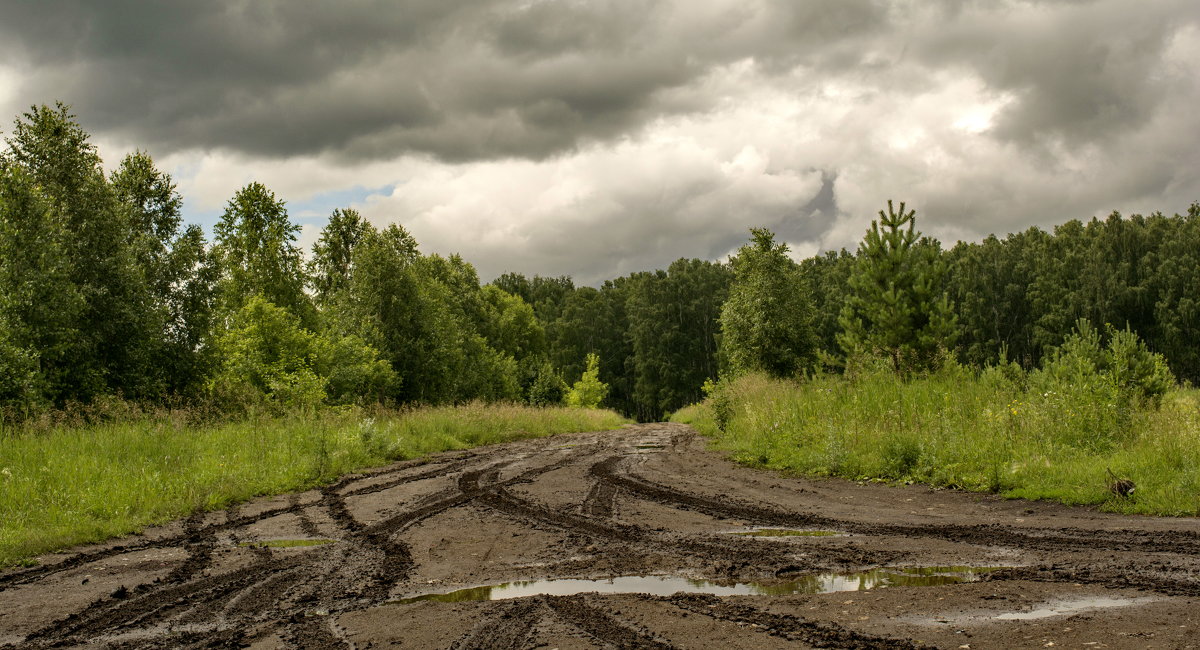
[{"x1": 1, "y1": 467, "x2": 10, "y2": 479}]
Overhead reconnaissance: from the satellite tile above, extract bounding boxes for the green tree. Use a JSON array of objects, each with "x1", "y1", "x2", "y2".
[
  {"x1": 946, "y1": 228, "x2": 1047, "y2": 368},
  {"x1": 527, "y1": 361, "x2": 568, "y2": 406},
  {"x1": 110, "y1": 151, "x2": 217, "y2": 395},
  {"x1": 719, "y1": 228, "x2": 816, "y2": 378},
  {"x1": 799, "y1": 249, "x2": 855, "y2": 358},
  {"x1": 309, "y1": 208, "x2": 372, "y2": 307},
  {"x1": 212, "y1": 182, "x2": 313, "y2": 327},
  {"x1": 209, "y1": 295, "x2": 395, "y2": 409},
  {"x1": 566, "y1": 353, "x2": 608, "y2": 408},
  {"x1": 1151, "y1": 203, "x2": 1200, "y2": 383},
  {"x1": 838, "y1": 201, "x2": 956, "y2": 374},
  {"x1": 4, "y1": 103, "x2": 159, "y2": 400},
  {"x1": 626, "y1": 259, "x2": 730, "y2": 420},
  {"x1": 548, "y1": 281, "x2": 634, "y2": 413}
]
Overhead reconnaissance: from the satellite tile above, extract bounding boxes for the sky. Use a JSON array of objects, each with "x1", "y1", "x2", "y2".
[{"x1": 0, "y1": 0, "x2": 1197, "y2": 285}]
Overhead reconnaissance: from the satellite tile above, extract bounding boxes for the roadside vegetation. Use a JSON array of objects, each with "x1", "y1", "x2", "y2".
[
  {"x1": 0, "y1": 403, "x2": 627, "y2": 567},
  {"x1": 675, "y1": 202, "x2": 1199, "y2": 517},
  {"x1": 674, "y1": 368, "x2": 1200, "y2": 516}
]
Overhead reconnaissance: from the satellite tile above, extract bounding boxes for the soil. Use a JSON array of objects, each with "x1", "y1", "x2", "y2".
[{"x1": 2, "y1": 422, "x2": 1198, "y2": 649}]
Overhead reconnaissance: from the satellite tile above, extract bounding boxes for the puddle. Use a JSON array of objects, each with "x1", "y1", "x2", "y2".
[
  {"x1": 995, "y1": 596, "x2": 1153, "y2": 620},
  {"x1": 238, "y1": 539, "x2": 336, "y2": 549},
  {"x1": 731, "y1": 528, "x2": 844, "y2": 537},
  {"x1": 396, "y1": 566, "x2": 1007, "y2": 603}
]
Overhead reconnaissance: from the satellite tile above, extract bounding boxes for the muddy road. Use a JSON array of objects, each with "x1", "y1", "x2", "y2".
[{"x1": 2, "y1": 423, "x2": 1199, "y2": 649}]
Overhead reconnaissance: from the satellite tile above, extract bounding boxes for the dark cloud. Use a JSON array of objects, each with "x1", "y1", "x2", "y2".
[
  {"x1": 0, "y1": 0, "x2": 897, "y2": 162},
  {"x1": 3, "y1": 0, "x2": 1195, "y2": 286},
  {"x1": 908, "y1": 0, "x2": 1198, "y2": 147}
]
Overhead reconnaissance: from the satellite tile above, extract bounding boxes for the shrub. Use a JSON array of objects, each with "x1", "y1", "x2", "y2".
[
  {"x1": 528, "y1": 362, "x2": 568, "y2": 406},
  {"x1": 566, "y1": 353, "x2": 608, "y2": 409}
]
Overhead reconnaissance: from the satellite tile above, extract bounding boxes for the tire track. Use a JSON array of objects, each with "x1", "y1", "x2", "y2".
[
  {"x1": 581, "y1": 481, "x2": 618, "y2": 519},
  {"x1": 595, "y1": 454, "x2": 1200, "y2": 556},
  {"x1": 660, "y1": 593, "x2": 928, "y2": 649},
  {"x1": 544, "y1": 595, "x2": 676, "y2": 649},
  {"x1": 450, "y1": 599, "x2": 544, "y2": 650},
  {"x1": 463, "y1": 460, "x2": 898, "y2": 577}
]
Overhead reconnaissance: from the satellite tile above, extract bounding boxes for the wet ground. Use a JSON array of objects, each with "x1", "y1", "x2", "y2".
[{"x1": 2, "y1": 422, "x2": 1198, "y2": 649}]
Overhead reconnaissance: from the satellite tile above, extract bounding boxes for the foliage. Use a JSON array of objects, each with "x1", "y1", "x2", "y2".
[
  {"x1": 719, "y1": 228, "x2": 816, "y2": 379},
  {"x1": 673, "y1": 371, "x2": 1200, "y2": 517},
  {"x1": 626, "y1": 259, "x2": 731, "y2": 421},
  {"x1": 839, "y1": 201, "x2": 956, "y2": 374},
  {"x1": 208, "y1": 296, "x2": 396, "y2": 410},
  {"x1": 3, "y1": 102, "x2": 1200, "y2": 441},
  {"x1": 1033, "y1": 319, "x2": 1174, "y2": 421},
  {"x1": 566, "y1": 353, "x2": 609, "y2": 408},
  {"x1": 212, "y1": 182, "x2": 314, "y2": 327},
  {"x1": 309, "y1": 207, "x2": 371, "y2": 307},
  {"x1": 528, "y1": 361, "x2": 568, "y2": 406}
]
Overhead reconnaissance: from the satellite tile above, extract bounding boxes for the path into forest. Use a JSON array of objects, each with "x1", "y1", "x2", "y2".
[{"x1": 2, "y1": 423, "x2": 1198, "y2": 649}]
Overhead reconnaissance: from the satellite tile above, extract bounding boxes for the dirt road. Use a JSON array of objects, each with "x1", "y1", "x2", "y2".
[{"x1": 2, "y1": 423, "x2": 1199, "y2": 649}]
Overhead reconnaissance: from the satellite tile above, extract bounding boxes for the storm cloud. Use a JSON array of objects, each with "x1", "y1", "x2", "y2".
[{"x1": 0, "y1": 0, "x2": 1196, "y2": 283}]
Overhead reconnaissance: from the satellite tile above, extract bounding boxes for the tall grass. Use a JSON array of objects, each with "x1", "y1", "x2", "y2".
[
  {"x1": 672, "y1": 370, "x2": 1200, "y2": 517},
  {"x1": 0, "y1": 403, "x2": 628, "y2": 567}
]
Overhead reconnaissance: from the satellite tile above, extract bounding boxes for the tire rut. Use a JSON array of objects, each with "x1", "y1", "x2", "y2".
[
  {"x1": 450, "y1": 599, "x2": 544, "y2": 650},
  {"x1": 544, "y1": 595, "x2": 675, "y2": 649},
  {"x1": 595, "y1": 454, "x2": 1200, "y2": 556},
  {"x1": 660, "y1": 593, "x2": 928, "y2": 649}
]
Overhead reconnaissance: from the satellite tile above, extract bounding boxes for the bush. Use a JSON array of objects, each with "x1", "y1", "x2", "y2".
[
  {"x1": 528, "y1": 362, "x2": 568, "y2": 406},
  {"x1": 0, "y1": 328, "x2": 39, "y2": 413},
  {"x1": 209, "y1": 296, "x2": 397, "y2": 410},
  {"x1": 1035, "y1": 319, "x2": 1174, "y2": 407}
]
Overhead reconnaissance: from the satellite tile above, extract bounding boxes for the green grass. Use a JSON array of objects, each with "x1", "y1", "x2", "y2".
[
  {"x1": 0, "y1": 402, "x2": 628, "y2": 567},
  {"x1": 672, "y1": 370, "x2": 1200, "y2": 517}
]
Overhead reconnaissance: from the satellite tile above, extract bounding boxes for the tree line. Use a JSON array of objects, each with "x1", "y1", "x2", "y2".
[{"x1": 1, "y1": 104, "x2": 1197, "y2": 421}]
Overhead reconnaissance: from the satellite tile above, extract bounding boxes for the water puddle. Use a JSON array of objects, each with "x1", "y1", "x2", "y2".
[
  {"x1": 995, "y1": 596, "x2": 1154, "y2": 620},
  {"x1": 396, "y1": 566, "x2": 1007, "y2": 603},
  {"x1": 238, "y1": 539, "x2": 336, "y2": 549},
  {"x1": 731, "y1": 528, "x2": 844, "y2": 537}
]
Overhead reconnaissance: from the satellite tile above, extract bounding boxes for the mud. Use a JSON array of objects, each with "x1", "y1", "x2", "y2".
[{"x1": 2, "y1": 422, "x2": 1198, "y2": 649}]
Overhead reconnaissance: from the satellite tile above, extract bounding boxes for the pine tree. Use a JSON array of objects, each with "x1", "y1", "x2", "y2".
[{"x1": 838, "y1": 201, "x2": 956, "y2": 374}]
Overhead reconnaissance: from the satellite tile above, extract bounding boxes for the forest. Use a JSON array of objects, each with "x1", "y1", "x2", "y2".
[{"x1": 1, "y1": 103, "x2": 1198, "y2": 423}]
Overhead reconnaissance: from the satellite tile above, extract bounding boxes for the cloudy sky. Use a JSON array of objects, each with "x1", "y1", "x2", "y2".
[{"x1": 1, "y1": 0, "x2": 1197, "y2": 284}]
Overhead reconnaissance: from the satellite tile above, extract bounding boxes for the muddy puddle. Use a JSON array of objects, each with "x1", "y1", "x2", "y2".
[
  {"x1": 396, "y1": 566, "x2": 1007, "y2": 603},
  {"x1": 236, "y1": 539, "x2": 336, "y2": 548},
  {"x1": 993, "y1": 595, "x2": 1156, "y2": 620}
]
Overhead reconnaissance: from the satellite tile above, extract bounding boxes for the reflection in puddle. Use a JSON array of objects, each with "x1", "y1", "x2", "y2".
[
  {"x1": 995, "y1": 596, "x2": 1153, "y2": 620},
  {"x1": 396, "y1": 566, "x2": 1007, "y2": 603},
  {"x1": 732, "y1": 529, "x2": 844, "y2": 537},
  {"x1": 238, "y1": 539, "x2": 336, "y2": 549}
]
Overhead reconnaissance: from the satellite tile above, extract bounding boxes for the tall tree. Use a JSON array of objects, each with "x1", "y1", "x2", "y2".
[
  {"x1": 799, "y1": 249, "x2": 855, "y2": 357},
  {"x1": 110, "y1": 151, "x2": 216, "y2": 394},
  {"x1": 4, "y1": 103, "x2": 158, "y2": 400},
  {"x1": 626, "y1": 259, "x2": 730, "y2": 420},
  {"x1": 838, "y1": 201, "x2": 956, "y2": 373},
  {"x1": 309, "y1": 208, "x2": 371, "y2": 307},
  {"x1": 719, "y1": 228, "x2": 816, "y2": 379},
  {"x1": 212, "y1": 182, "x2": 313, "y2": 327}
]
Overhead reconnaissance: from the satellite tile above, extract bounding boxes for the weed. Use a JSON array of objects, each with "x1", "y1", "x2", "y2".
[{"x1": 672, "y1": 370, "x2": 1200, "y2": 516}]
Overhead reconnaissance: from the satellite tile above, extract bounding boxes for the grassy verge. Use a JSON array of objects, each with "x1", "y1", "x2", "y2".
[
  {"x1": 0, "y1": 402, "x2": 628, "y2": 567},
  {"x1": 672, "y1": 371, "x2": 1200, "y2": 517}
]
